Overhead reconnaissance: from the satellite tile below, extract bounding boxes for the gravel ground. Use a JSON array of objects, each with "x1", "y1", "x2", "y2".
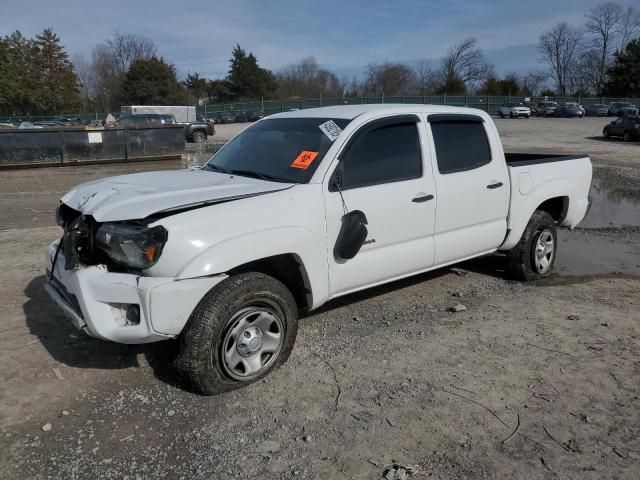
[{"x1": 0, "y1": 116, "x2": 639, "y2": 479}]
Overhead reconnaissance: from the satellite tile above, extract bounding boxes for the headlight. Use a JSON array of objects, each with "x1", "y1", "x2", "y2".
[{"x1": 96, "y1": 224, "x2": 168, "y2": 270}]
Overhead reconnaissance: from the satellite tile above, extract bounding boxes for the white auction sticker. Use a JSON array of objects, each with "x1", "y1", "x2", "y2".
[{"x1": 318, "y1": 120, "x2": 342, "y2": 141}]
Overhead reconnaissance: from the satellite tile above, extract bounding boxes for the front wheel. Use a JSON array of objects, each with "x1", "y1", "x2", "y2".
[
  {"x1": 603, "y1": 128, "x2": 610, "y2": 138},
  {"x1": 623, "y1": 131, "x2": 632, "y2": 142},
  {"x1": 175, "y1": 272, "x2": 299, "y2": 395},
  {"x1": 506, "y1": 210, "x2": 557, "y2": 281}
]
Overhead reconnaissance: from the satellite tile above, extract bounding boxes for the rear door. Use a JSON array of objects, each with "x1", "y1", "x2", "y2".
[
  {"x1": 426, "y1": 114, "x2": 509, "y2": 265},
  {"x1": 324, "y1": 115, "x2": 436, "y2": 296}
]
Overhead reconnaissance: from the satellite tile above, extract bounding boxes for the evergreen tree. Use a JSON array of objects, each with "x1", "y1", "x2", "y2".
[
  {"x1": 120, "y1": 56, "x2": 187, "y2": 105},
  {"x1": 183, "y1": 72, "x2": 208, "y2": 99},
  {"x1": 227, "y1": 45, "x2": 277, "y2": 100},
  {"x1": 603, "y1": 38, "x2": 640, "y2": 97},
  {"x1": 33, "y1": 29, "x2": 80, "y2": 114},
  {"x1": 0, "y1": 31, "x2": 39, "y2": 115}
]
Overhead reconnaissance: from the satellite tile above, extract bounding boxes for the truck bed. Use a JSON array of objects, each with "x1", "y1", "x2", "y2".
[{"x1": 500, "y1": 153, "x2": 592, "y2": 250}]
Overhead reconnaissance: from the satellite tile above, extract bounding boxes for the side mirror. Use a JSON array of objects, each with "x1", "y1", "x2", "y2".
[{"x1": 334, "y1": 210, "x2": 368, "y2": 261}]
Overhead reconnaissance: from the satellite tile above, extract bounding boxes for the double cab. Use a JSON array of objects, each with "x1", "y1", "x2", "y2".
[{"x1": 45, "y1": 105, "x2": 592, "y2": 394}]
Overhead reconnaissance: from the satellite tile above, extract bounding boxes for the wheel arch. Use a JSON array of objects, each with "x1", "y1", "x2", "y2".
[
  {"x1": 226, "y1": 253, "x2": 313, "y2": 313},
  {"x1": 501, "y1": 179, "x2": 574, "y2": 251}
]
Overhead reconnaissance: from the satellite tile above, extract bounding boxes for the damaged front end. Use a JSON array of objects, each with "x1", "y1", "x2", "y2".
[{"x1": 55, "y1": 203, "x2": 168, "y2": 273}]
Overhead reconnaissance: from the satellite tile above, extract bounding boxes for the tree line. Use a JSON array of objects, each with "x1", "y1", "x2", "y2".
[{"x1": 1, "y1": 2, "x2": 639, "y2": 116}]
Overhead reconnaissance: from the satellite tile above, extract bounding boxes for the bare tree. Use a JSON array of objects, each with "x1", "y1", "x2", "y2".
[
  {"x1": 585, "y1": 2, "x2": 623, "y2": 95},
  {"x1": 104, "y1": 32, "x2": 157, "y2": 77},
  {"x1": 72, "y1": 53, "x2": 92, "y2": 112},
  {"x1": 363, "y1": 62, "x2": 416, "y2": 97},
  {"x1": 616, "y1": 6, "x2": 640, "y2": 52},
  {"x1": 521, "y1": 70, "x2": 548, "y2": 96},
  {"x1": 413, "y1": 61, "x2": 441, "y2": 95},
  {"x1": 84, "y1": 32, "x2": 157, "y2": 111},
  {"x1": 440, "y1": 38, "x2": 493, "y2": 89},
  {"x1": 538, "y1": 22, "x2": 583, "y2": 95},
  {"x1": 276, "y1": 56, "x2": 342, "y2": 98}
]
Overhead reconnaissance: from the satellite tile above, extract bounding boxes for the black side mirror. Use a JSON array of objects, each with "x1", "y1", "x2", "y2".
[{"x1": 334, "y1": 210, "x2": 368, "y2": 261}]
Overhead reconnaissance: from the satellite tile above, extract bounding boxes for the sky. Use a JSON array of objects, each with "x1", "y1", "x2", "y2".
[{"x1": 1, "y1": 0, "x2": 637, "y2": 80}]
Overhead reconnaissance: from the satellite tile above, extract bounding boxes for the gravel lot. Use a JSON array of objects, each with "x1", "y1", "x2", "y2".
[{"x1": 1, "y1": 115, "x2": 639, "y2": 479}]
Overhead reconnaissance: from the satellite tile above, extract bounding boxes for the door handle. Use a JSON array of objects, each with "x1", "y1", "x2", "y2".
[
  {"x1": 412, "y1": 194, "x2": 434, "y2": 203},
  {"x1": 486, "y1": 181, "x2": 503, "y2": 189}
]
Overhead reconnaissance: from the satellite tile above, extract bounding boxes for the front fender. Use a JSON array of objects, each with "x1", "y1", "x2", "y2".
[{"x1": 176, "y1": 226, "x2": 329, "y2": 309}]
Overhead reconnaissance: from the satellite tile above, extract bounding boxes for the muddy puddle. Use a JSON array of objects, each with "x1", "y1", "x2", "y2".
[{"x1": 555, "y1": 176, "x2": 640, "y2": 277}]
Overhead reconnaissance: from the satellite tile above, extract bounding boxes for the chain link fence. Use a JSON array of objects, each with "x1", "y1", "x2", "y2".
[
  {"x1": 3, "y1": 95, "x2": 638, "y2": 124},
  {"x1": 197, "y1": 95, "x2": 640, "y2": 118}
]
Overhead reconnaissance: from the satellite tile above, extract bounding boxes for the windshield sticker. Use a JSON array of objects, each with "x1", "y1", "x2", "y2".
[
  {"x1": 319, "y1": 120, "x2": 342, "y2": 141},
  {"x1": 290, "y1": 151, "x2": 319, "y2": 169}
]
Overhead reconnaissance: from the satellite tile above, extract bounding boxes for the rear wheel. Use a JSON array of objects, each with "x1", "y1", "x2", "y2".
[
  {"x1": 506, "y1": 210, "x2": 557, "y2": 281},
  {"x1": 509, "y1": 112, "x2": 514, "y2": 118},
  {"x1": 175, "y1": 272, "x2": 298, "y2": 395},
  {"x1": 192, "y1": 131, "x2": 207, "y2": 143}
]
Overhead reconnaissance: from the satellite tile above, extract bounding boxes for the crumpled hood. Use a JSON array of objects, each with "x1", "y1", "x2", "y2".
[{"x1": 60, "y1": 169, "x2": 293, "y2": 221}]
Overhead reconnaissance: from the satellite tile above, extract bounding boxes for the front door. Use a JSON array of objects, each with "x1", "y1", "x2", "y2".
[{"x1": 324, "y1": 115, "x2": 436, "y2": 296}]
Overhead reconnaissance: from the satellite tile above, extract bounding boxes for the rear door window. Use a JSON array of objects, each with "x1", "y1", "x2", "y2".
[{"x1": 430, "y1": 119, "x2": 491, "y2": 174}]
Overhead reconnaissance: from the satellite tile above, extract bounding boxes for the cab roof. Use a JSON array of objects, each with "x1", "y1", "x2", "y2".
[{"x1": 268, "y1": 104, "x2": 488, "y2": 120}]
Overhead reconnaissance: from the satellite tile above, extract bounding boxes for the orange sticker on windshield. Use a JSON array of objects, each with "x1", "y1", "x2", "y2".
[{"x1": 290, "y1": 150, "x2": 319, "y2": 169}]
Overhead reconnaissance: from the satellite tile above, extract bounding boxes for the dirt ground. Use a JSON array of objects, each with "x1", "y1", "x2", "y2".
[{"x1": 0, "y1": 116, "x2": 639, "y2": 479}]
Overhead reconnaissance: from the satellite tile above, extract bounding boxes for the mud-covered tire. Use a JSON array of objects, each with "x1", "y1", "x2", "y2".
[
  {"x1": 175, "y1": 272, "x2": 298, "y2": 395},
  {"x1": 192, "y1": 131, "x2": 207, "y2": 143},
  {"x1": 506, "y1": 210, "x2": 557, "y2": 281}
]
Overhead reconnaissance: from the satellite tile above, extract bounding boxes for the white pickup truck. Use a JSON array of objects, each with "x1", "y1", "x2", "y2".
[{"x1": 45, "y1": 105, "x2": 592, "y2": 394}]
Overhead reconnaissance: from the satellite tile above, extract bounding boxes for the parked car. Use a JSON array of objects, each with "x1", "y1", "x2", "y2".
[
  {"x1": 523, "y1": 102, "x2": 538, "y2": 115},
  {"x1": 186, "y1": 118, "x2": 215, "y2": 143},
  {"x1": 603, "y1": 115, "x2": 640, "y2": 142},
  {"x1": 585, "y1": 104, "x2": 609, "y2": 116},
  {"x1": 45, "y1": 104, "x2": 592, "y2": 394},
  {"x1": 607, "y1": 102, "x2": 639, "y2": 116},
  {"x1": 116, "y1": 114, "x2": 176, "y2": 127},
  {"x1": 537, "y1": 101, "x2": 558, "y2": 117},
  {"x1": 553, "y1": 103, "x2": 585, "y2": 118},
  {"x1": 234, "y1": 111, "x2": 248, "y2": 123},
  {"x1": 216, "y1": 112, "x2": 236, "y2": 124},
  {"x1": 498, "y1": 102, "x2": 531, "y2": 118},
  {"x1": 116, "y1": 114, "x2": 213, "y2": 143},
  {"x1": 247, "y1": 111, "x2": 266, "y2": 122}
]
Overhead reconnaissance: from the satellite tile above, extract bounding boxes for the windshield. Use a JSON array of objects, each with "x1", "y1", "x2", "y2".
[{"x1": 204, "y1": 117, "x2": 351, "y2": 183}]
